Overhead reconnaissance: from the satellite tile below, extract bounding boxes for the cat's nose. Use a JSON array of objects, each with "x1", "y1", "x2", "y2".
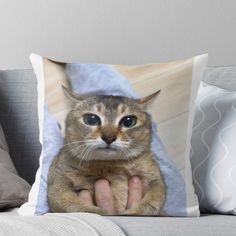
[{"x1": 101, "y1": 134, "x2": 117, "y2": 145}]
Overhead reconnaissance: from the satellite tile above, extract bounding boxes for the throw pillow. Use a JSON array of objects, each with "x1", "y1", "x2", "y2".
[
  {"x1": 0, "y1": 123, "x2": 31, "y2": 210},
  {"x1": 191, "y1": 81, "x2": 236, "y2": 214},
  {"x1": 19, "y1": 53, "x2": 208, "y2": 216}
]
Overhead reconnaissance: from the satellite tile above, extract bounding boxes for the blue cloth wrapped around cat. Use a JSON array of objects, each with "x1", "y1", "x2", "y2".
[{"x1": 37, "y1": 64, "x2": 186, "y2": 216}]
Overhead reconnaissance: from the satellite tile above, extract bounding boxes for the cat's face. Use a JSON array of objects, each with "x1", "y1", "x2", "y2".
[{"x1": 64, "y1": 87, "x2": 159, "y2": 161}]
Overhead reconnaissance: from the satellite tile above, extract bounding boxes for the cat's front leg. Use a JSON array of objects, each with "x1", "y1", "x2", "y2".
[
  {"x1": 110, "y1": 177, "x2": 128, "y2": 214},
  {"x1": 121, "y1": 179, "x2": 165, "y2": 215},
  {"x1": 49, "y1": 188, "x2": 106, "y2": 214},
  {"x1": 48, "y1": 175, "x2": 106, "y2": 215}
]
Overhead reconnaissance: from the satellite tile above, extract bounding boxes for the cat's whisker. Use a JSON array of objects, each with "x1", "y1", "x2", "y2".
[
  {"x1": 120, "y1": 141, "x2": 130, "y2": 145},
  {"x1": 121, "y1": 149, "x2": 130, "y2": 166},
  {"x1": 79, "y1": 145, "x2": 91, "y2": 166},
  {"x1": 62, "y1": 144, "x2": 91, "y2": 168},
  {"x1": 118, "y1": 141, "x2": 146, "y2": 153},
  {"x1": 124, "y1": 148, "x2": 133, "y2": 161},
  {"x1": 63, "y1": 143, "x2": 88, "y2": 153},
  {"x1": 81, "y1": 145, "x2": 97, "y2": 168},
  {"x1": 119, "y1": 143, "x2": 129, "y2": 148},
  {"x1": 63, "y1": 143, "x2": 88, "y2": 157},
  {"x1": 120, "y1": 149, "x2": 132, "y2": 169},
  {"x1": 74, "y1": 145, "x2": 92, "y2": 168},
  {"x1": 130, "y1": 141, "x2": 147, "y2": 149},
  {"x1": 63, "y1": 140, "x2": 94, "y2": 148},
  {"x1": 134, "y1": 147, "x2": 143, "y2": 157},
  {"x1": 85, "y1": 145, "x2": 96, "y2": 162},
  {"x1": 124, "y1": 146, "x2": 140, "y2": 160},
  {"x1": 130, "y1": 143, "x2": 146, "y2": 155},
  {"x1": 82, "y1": 145, "x2": 92, "y2": 162},
  {"x1": 126, "y1": 150, "x2": 135, "y2": 168},
  {"x1": 78, "y1": 151, "x2": 86, "y2": 167},
  {"x1": 62, "y1": 142, "x2": 86, "y2": 149}
]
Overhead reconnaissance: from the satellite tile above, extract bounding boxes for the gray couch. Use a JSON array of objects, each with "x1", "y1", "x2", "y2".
[{"x1": 0, "y1": 67, "x2": 235, "y2": 236}]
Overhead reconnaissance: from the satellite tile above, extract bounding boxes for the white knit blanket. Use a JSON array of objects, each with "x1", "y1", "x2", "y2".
[{"x1": 0, "y1": 212, "x2": 125, "y2": 236}]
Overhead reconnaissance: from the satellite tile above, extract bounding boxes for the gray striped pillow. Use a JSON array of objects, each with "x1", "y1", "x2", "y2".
[{"x1": 191, "y1": 82, "x2": 236, "y2": 214}]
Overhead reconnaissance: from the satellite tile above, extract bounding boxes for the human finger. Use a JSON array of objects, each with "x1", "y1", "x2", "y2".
[
  {"x1": 95, "y1": 179, "x2": 115, "y2": 214},
  {"x1": 78, "y1": 189, "x2": 93, "y2": 206},
  {"x1": 127, "y1": 175, "x2": 143, "y2": 209}
]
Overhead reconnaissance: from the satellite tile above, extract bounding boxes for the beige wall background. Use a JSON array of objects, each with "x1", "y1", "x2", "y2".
[{"x1": 0, "y1": 0, "x2": 235, "y2": 69}]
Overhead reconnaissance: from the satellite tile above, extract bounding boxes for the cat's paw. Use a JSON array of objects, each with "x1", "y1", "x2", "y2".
[
  {"x1": 121, "y1": 203, "x2": 162, "y2": 216},
  {"x1": 81, "y1": 206, "x2": 106, "y2": 215},
  {"x1": 66, "y1": 205, "x2": 105, "y2": 215},
  {"x1": 121, "y1": 208, "x2": 140, "y2": 215}
]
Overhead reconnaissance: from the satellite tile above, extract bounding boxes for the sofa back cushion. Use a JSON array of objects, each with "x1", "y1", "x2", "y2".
[
  {"x1": 0, "y1": 66, "x2": 235, "y2": 186},
  {"x1": 203, "y1": 66, "x2": 236, "y2": 91},
  {"x1": 0, "y1": 70, "x2": 40, "y2": 185}
]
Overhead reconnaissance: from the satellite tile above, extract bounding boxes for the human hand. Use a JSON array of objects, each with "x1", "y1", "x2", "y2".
[{"x1": 78, "y1": 176, "x2": 143, "y2": 214}]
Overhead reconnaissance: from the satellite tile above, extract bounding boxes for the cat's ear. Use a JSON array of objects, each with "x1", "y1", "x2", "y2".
[
  {"x1": 136, "y1": 90, "x2": 161, "y2": 109},
  {"x1": 62, "y1": 85, "x2": 84, "y2": 103}
]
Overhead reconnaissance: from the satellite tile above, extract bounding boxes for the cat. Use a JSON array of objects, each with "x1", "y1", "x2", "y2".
[{"x1": 47, "y1": 86, "x2": 166, "y2": 215}]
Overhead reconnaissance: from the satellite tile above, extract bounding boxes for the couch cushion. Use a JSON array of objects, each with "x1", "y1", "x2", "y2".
[
  {"x1": 0, "y1": 70, "x2": 40, "y2": 185},
  {"x1": 203, "y1": 66, "x2": 236, "y2": 91},
  {"x1": 108, "y1": 214, "x2": 236, "y2": 236},
  {"x1": 0, "y1": 123, "x2": 31, "y2": 209}
]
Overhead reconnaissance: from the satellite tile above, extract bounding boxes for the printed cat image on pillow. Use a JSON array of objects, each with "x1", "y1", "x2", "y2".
[
  {"x1": 47, "y1": 87, "x2": 166, "y2": 215},
  {"x1": 19, "y1": 54, "x2": 208, "y2": 217}
]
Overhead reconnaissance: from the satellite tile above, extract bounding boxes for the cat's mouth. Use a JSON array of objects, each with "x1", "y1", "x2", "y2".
[{"x1": 96, "y1": 145, "x2": 118, "y2": 152}]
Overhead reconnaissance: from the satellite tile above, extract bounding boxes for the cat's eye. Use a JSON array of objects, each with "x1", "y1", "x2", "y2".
[
  {"x1": 119, "y1": 116, "x2": 137, "y2": 128},
  {"x1": 83, "y1": 114, "x2": 101, "y2": 126}
]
